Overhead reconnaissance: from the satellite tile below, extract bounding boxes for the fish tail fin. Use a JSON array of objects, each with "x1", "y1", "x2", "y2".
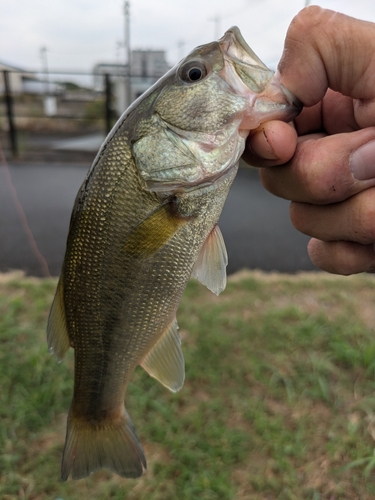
[{"x1": 61, "y1": 408, "x2": 146, "y2": 480}]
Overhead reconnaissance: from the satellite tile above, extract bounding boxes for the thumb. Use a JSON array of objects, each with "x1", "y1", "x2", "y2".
[{"x1": 278, "y1": 6, "x2": 375, "y2": 126}]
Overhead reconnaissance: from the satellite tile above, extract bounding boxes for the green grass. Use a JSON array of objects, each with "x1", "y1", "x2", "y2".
[{"x1": 2, "y1": 270, "x2": 375, "y2": 499}]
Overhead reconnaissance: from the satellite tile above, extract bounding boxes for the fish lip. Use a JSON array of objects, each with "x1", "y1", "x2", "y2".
[
  {"x1": 219, "y1": 27, "x2": 250, "y2": 52},
  {"x1": 252, "y1": 74, "x2": 303, "y2": 124},
  {"x1": 248, "y1": 79, "x2": 303, "y2": 127}
]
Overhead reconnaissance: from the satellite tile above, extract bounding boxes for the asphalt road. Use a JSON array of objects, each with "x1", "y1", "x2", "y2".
[{"x1": 0, "y1": 162, "x2": 316, "y2": 277}]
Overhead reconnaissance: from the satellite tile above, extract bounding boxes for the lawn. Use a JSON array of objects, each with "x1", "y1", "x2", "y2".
[{"x1": 1, "y1": 270, "x2": 375, "y2": 499}]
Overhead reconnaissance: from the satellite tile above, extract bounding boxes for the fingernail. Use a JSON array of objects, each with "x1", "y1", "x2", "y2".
[
  {"x1": 251, "y1": 129, "x2": 279, "y2": 160},
  {"x1": 350, "y1": 140, "x2": 375, "y2": 180}
]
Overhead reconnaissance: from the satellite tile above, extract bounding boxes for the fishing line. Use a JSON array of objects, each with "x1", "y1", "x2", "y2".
[{"x1": 0, "y1": 143, "x2": 51, "y2": 278}]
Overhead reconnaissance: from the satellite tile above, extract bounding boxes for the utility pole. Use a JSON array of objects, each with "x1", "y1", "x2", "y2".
[
  {"x1": 208, "y1": 14, "x2": 221, "y2": 40},
  {"x1": 40, "y1": 46, "x2": 49, "y2": 94},
  {"x1": 177, "y1": 40, "x2": 185, "y2": 62},
  {"x1": 124, "y1": 1, "x2": 131, "y2": 108},
  {"x1": 116, "y1": 41, "x2": 122, "y2": 65},
  {"x1": 40, "y1": 46, "x2": 56, "y2": 116}
]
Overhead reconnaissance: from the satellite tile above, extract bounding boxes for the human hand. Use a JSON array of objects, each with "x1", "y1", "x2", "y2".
[{"x1": 243, "y1": 6, "x2": 375, "y2": 275}]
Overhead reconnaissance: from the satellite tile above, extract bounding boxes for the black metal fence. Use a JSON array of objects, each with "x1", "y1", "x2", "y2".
[{"x1": 0, "y1": 69, "x2": 126, "y2": 161}]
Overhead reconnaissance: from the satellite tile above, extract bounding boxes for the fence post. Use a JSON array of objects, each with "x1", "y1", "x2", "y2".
[
  {"x1": 3, "y1": 70, "x2": 18, "y2": 158},
  {"x1": 104, "y1": 74, "x2": 112, "y2": 135}
]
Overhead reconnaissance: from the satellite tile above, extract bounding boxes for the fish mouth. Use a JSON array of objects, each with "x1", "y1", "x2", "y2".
[
  {"x1": 219, "y1": 26, "x2": 302, "y2": 128},
  {"x1": 219, "y1": 26, "x2": 273, "y2": 95},
  {"x1": 219, "y1": 26, "x2": 271, "y2": 76}
]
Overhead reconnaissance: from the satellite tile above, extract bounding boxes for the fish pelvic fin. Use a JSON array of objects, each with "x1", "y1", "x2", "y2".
[
  {"x1": 47, "y1": 277, "x2": 71, "y2": 362},
  {"x1": 61, "y1": 408, "x2": 146, "y2": 481},
  {"x1": 192, "y1": 224, "x2": 228, "y2": 296},
  {"x1": 141, "y1": 318, "x2": 185, "y2": 392}
]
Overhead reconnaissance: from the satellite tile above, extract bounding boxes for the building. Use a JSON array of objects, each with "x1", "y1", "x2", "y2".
[
  {"x1": 0, "y1": 62, "x2": 36, "y2": 94},
  {"x1": 93, "y1": 49, "x2": 170, "y2": 116},
  {"x1": 0, "y1": 61, "x2": 63, "y2": 95}
]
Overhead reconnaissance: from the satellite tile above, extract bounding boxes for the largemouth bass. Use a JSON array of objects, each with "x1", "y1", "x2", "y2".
[{"x1": 47, "y1": 27, "x2": 301, "y2": 480}]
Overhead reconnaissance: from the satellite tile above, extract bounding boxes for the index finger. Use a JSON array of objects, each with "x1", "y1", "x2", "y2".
[{"x1": 243, "y1": 120, "x2": 297, "y2": 167}]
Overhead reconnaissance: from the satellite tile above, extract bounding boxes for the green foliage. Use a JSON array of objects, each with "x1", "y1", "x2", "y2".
[
  {"x1": 1, "y1": 271, "x2": 375, "y2": 498},
  {"x1": 61, "y1": 81, "x2": 88, "y2": 91}
]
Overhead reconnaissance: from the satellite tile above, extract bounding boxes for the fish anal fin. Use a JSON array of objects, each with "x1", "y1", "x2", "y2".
[
  {"x1": 123, "y1": 203, "x2": 188, "y2": 257},
  {"x1": 141, "y1": 318, "x2": 184, "y2": 392},
  {"x1": 47, "y1": 277, "x2": 70, "y2": 362},
  {"x1": 61, "y1": 407, "x2": 146, "y2": 480},
  {"x1": 192, "y1": 224, "x2": 228, "y2": 296}
]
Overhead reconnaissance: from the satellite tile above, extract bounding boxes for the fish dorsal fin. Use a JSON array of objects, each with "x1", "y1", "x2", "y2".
[
  {"x1": 140, "y1": 319, "x2": 184, "y2": 393},
  {"x1": 191, "y1": 224, "x2": 228, "y2": 296},
  {"x1": 47, "y1": 277, "x2": 71, "y2": 362}
]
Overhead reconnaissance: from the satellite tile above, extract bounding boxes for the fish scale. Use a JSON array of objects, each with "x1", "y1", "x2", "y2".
[{"x1": 47, "y1": 26, "x2": 301, "y2": 480}]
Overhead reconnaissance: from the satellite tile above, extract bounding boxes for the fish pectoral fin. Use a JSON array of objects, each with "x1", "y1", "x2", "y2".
[
  {"x1": 192, "y1": 224, "x2": 228, "y2": 296},
  {"x1": 123, "y1": 203, "x2": 188, "y2": 258},
  {"x1": 47, "y1": 277, "x2": 71, "y2": 362},
  {"x1": 140, "y1": 318, "x2": 185, "y2": 392}
]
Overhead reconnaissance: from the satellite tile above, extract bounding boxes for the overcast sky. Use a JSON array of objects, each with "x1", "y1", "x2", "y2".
[{"x1": 2, "y1": 0, "x2": 375, "y2": 74}]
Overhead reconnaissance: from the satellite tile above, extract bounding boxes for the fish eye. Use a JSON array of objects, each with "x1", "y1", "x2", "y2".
[{"x1": 180, "y1": 61, "x2": 208, "y2": 83}]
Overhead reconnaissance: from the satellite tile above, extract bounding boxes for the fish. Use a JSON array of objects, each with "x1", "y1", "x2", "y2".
[{"x1": 47, "y1": 26, "x2": 301, "y2": 481}]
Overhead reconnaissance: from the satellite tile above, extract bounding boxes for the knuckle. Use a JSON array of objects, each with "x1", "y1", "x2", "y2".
[{"x1": 350, "y1": 189, "x2": 375, "y2": 244}]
